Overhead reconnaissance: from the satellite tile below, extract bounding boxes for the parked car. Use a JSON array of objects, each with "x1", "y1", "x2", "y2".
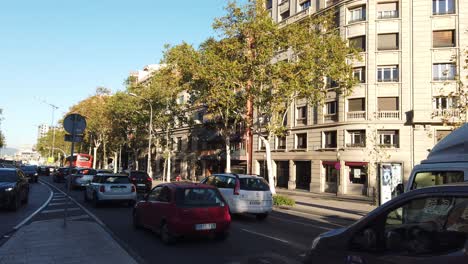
[
  {"x1": 303, "y1": 184, "x2": 468, "y2": 264},
  {"x1": 38, "y1": 166, "x2": 55, "y2": 176},
  {"x1": 66, "y1": 168, "x2": 97, "y2": 189},
  {"x1": 53, "y1": 167, "x2": 70, "y2": 183},
  {"x1": 128, "y1": 171, "x2": 152, "y2": 193},
  {"x1": 96, "y1": 169, "x2": 113, "y2": 174},
  {"x1": 20, "y1": 165, "x2": 38, "y2": 183},
  {"x1": 133, "y1": 183, "x2": 231, "y2": 244},
  {"x1": 200, "y1": 173, "x2": 273, "y2": 220},
  {"x1": 0, "y1": 168, "x2": 29, "y2": 211},
  {"x1": 84, "y1": 173, "x2": 136, "y2": 207}
]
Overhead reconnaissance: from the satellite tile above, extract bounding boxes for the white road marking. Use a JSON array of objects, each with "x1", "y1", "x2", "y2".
[
  {"x1": 41, "y1": 208, "x2": 80, "y2": 214},
  {"x1": 240, "y1": 228, "x2": 290, "y2": 244},
  {"x1": 13, "y1": 181, "x2": 54, "y2": 230},
  {"x1": 268, "y1": 215, "x2": 334, "y2": 231},
  {"x1": 273, "y1": 208, "x2": 347, "y2": 228},
  {"x1": 48, "y1": 202, "x2": 68, "y2": 206},
  {"x1": 67, "y1": 214, "x2": 90, "y2": 221}
]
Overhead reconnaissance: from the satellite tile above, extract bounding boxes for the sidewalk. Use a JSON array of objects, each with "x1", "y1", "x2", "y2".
[
  {"x1": 275, "y1": 189, "x2": 377, "y2": 222},
  {"x1": 0, "y1": 219, "x2": 138, "y2": 264}
]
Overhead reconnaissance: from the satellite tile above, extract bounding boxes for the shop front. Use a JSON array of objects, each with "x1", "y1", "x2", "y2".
[
  {"x1": 344, "y1": 161, "x2": 368, "y2": 196},
  {"x1": 322, "y1": 161, "x2": 339, "y2": 194}
]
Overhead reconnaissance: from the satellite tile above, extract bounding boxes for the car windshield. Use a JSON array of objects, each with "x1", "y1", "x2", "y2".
[
  {"x1": 101, "y1": 176, "x2": 130, "y2": 184},
  {"x1": 239, "y1": 178, "x2": 270, "y2": 191},
  {"x1": 0, "y1": 170, "x2": 18, "y2": 182},
  {"x1": 21, "y1": 166, "x2": 36, "y2": 171},
  {"x1": 130, "y1": 171, "x2": 149, "y2": 179},
  {"x1": 176, "y1": 188, "x2": 224, "y2": 207}
]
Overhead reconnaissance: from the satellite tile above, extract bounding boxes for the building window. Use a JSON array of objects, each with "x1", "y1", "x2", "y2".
[
  {"x1": 348, "y1": 98, "x2": 365, "y2": 112},
  {"x1": 433, "y1": 63, "x2": 456, "y2": 81},
  {"x1": 377, "y1": 65, "x2": 399, "y2": 82},
  {"x1": 266, "y1": 0, "x2": 273, "y2": 9},
  {"x1": 347, "y1": 130, "x2": 366, "y2": 148},
  {"x1": 276, "y1": 136, "x2": 286, "y2": 150},
  {"x1": 176, "y1": 137, "x2": 182, "y2": 151},
  {"x1": 349, "y1": 6, "x2": 366, "y2": 23},
  {"x1": 349, "y1": 36, "x2": 366, "y2": 52},
  {"x1": 433, "y1": 96, "x2": 457, "y2": 111},
  {"x1": 280, "y1": 10, "x2": 290, "y2": 20},
  {"x1": 258, "y1": 138, "x2": 266, "y2": 151},
  {"x1": 377, "y1": 2, "x2": 398, "y2": 19},
  {"x1": 300, "y1": 0, "x2": 311, "y2": 10},
  {"x1": 353, "y1": 67, "x2": 366, "y2": 83},
  {"x1": 187, "y1": 136, "x2": 192, "y2": 151},
  {"x1": 378, "y1": 97, "x2": 399, "y2": 112},
  {"x1": 325, "y1": 101, "x2": 337, "y2": 115},
  {"x1": 433, "y1": 30, "x2": 455, "y2": 47},
  {"x1": 378, "y1": 33, "x2": 399, "y2": 51},
  {"x1": 433, "y1": 0, "x2": 455, "y2": 15},
  {"x1": 296, "y1": 106, "x2": 307, "y2": 125},
  {"x1": 296, "y1": 133, "x2": 307, "y2": 149},
  {"x1": 325, "y1": 164, "x2": 338, "y2": 183},
  {"x1": 323, "y1": 131, "x2": 337, "y2": 148},
  {"x1": 378, "y1": 130, "x2": 399, "y2": 148}
]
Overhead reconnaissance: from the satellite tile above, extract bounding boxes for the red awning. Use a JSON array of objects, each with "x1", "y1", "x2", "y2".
[
  {"x1": 345, "y1": 161, "x2": 368, "y2": 167},
  {"x1": 322, "y1": 161, "x2": 339, "y2": 166}
]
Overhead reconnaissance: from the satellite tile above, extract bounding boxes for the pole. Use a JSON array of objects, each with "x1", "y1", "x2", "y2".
[
  {"x1": 64, "y1": 115, "x2": 77, "y2": 228},
  {"x1": 51, "y1": 106, "x2": 57, "y2": 163},
  {"x1": 147, "y1": 103, "x2": 153, "y2": 178}
]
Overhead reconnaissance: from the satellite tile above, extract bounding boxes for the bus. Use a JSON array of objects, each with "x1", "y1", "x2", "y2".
[{"x1": 65, "y1": 154, "x2": 93, "y2": 168}]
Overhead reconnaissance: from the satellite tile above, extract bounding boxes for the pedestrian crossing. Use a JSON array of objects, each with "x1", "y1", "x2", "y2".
[{"x1": 31, "y1": 190, "x2": 91, "y2": 223}]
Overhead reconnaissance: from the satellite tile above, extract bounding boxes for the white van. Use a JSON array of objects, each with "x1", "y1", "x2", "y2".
[{"x1": 402, "y1": 123, "x2": 468, "y2": 193}]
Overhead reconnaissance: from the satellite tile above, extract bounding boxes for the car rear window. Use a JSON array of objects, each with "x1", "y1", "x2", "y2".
[
  {"x1": 21, "y1": 166, "x2": 36, "y2": 171},
  {"x1": 77, "y1": 169, "x2": 97, "y2": 175},
  {"x1": 239, "y1": 178, "x2": 270, "y2": 191},
  {"x1": 0, "y1": 170, "x2": 17, "y2": 182},
  {"x1": 130, "y1": 171, "x2": 149, "y2": 179},
  {"x1": 176, "y1": 188, "x2": 224, "y2": 207},
  {"x1": 101, "y1": 176, "x2": 130, "y2": 184}
]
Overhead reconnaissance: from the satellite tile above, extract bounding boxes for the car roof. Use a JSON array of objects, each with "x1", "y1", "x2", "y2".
[
  {"x1": 95, "y1": 173, "x2": 128, "y2": 177},
  {"x1": 0, "y1": 168, "x2": 17, "y2": 172},
  {"x1": 212, "y1": 173, "x2": 263, "y2": 179},
  {"x1": 157, "y1": 182, "x2": 215, "y2": 189}
]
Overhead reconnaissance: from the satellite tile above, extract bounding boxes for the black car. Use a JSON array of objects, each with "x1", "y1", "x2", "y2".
[
  {"x1": 304, "y1": 184, "x2": 468, "y2": 264},
  {"x1": 0, "y1": 168, "x2": 29, "y2": 211},
  {"x1": 53, "y1": 167, "x2": 70, "y2": 183},
  {"x1": 38, "y1": 166, "x2": 55, "y2": 176},
  {"x1": 128, "y1": 171, "x2": 152, "y2": 193},
  {"x1": 20, "y1": 165, "x2": 38, "y2": 183}
]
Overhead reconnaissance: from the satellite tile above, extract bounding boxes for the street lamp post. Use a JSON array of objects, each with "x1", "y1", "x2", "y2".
[{"x1": 129, "y1": 93, "x2": 153, "y2": 178}]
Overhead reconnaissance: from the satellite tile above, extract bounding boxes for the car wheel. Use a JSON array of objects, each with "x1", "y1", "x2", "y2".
[
  {"x1": 22, "y1": 191, "x2": 29, "y2": 204},
  {"x1": 83, "y1": 191, "x2": 89, "y2": 202},
  {"x1": 10, "y1": 195, "x2": 21, "y2": 211},
  {"x1": 92, "y1": 193, "x2": 100, "y2": 208},
  {"x1": 215, "y1": 231, "x2": 229, "y2": 241},
  {"x1": 160, "y1": 223, "x2": 175, "y2": 245},
  {"x1": 133, "y1": 211, "x2": 142, "y2": 229},
  {"x1": 256, "y1": 213, "x2": 268, "y2": 221}
]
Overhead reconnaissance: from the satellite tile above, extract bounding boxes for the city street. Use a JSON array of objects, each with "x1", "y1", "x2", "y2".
[{"x1": 34, "y1": 175, "x2": 354, "y2": 264}]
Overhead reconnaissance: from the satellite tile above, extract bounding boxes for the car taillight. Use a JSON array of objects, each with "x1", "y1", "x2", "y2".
[
  {"x1": 147, "y1": 177, "x2": 152, "y2": 182},
  {"x1": 99, "y1": 186, "x2": 105, "y2": 192},
  {"x1": 234, "y1": 178, "x2": 240, "y2": 195},
  {"x1": 131, "y1": 177, "x2": 136, "y2": 181},
  {"x1": 131, "y1": 185, "x2": 136, "y2": 192}
]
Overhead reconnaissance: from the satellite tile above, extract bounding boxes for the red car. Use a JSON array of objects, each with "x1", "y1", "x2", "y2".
[{"x1": 133, "y1": 182, "x2": 231, "y2": 244}]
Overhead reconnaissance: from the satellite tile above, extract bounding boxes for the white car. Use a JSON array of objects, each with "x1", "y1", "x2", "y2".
[
  {"x1": 201, "y1": 173, "x2": 273, "y2": 220},
  {"x1": 84, "y1": 174, "x2": 137, "y2": 207}
]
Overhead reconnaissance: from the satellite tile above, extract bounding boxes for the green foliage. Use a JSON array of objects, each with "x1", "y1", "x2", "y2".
[
  {"x1": 273, "y1": 195, "x2": 295, "y2": 207},
  {"x1": 0, "y1": 109, "x2": 4, "y2": 148},
  {"x1": 36, "y1": 129, "x2": 71, "y2": 162}
]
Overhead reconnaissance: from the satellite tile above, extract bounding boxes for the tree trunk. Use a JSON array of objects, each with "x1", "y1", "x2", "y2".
[
  {"x1": 134, "y1": 150, "x2": 139, "y2": 171},
  {"x1": 113, "y1": 152, "x2": 118, "y2": 173},
  {"x1": 162, "y1": 158, "x2": 167, "y2": 182},
  {"x1": 225, "y1": 136, "x2": 231, "y2": 173},
  {"x1": 166, "y1": 152, "x2": 171, "y2": 182},
  {"x1": 260, "y1": 135, "x2": 276, "y2": 194},
  {"x1": 103, "y1": 140, "x2": 108, "y2": 169},
  {"x1": 93, "y1": 147, "x2": 98, "y2": 169}
]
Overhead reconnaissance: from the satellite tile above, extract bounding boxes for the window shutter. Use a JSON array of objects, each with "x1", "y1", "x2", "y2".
[
  {"x1": 433, "y1": 30, "x2": 454, "y2": 47},
  {"x1": 378, "y1": 97, "x2": 399, "y2": 111},
  {"x1": 348, "y1": 98, "x2": 365, "y2": 111},
  {"x1": 378, "y1": 33, "x2": 398, "y2": 50},
  {"x1": 377, "y1": 2, "x2": 397, "y2": 12}
]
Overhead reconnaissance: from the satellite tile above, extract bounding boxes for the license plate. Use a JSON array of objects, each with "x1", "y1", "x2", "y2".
[
  {"x1": 111, "y1": 187, "x2": 126, "y2": 192},
  {"x1": 137, "y1": 184, "x2": 146, "y2": 187},
  {"x1": 195, "y1": 223, "x2": 216, "y2": 230},
  {"x1": 250, "y1": 201, "x2": 261, "y2": 205}
]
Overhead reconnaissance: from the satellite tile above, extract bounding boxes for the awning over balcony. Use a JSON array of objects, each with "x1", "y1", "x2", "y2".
[
  {"x1": 322, "y1": 161, "x2": 339, "y2": 166},
  {"x1": 345, "y1": 161, "x2": 368, "y2": 167}
]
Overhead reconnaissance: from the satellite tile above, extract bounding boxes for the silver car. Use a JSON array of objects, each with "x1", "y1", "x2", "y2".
[{"x1": 84, "y1": 174, "x2": 136, "y2": 207}]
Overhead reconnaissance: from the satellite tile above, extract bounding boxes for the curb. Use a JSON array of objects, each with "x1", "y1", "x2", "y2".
[
  {"x1": 276, "y1": 190, "x2": 375, "y2": 205},
  {"x1": 274, "y1": 205, "x2": 360, "y2": 223}
]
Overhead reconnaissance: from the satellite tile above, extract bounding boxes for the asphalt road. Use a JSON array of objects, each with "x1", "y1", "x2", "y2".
[
  {"x1": 0, "y1": 181, "x2": 51, "y2": 238},
  {"x1": 40, "y1": 176, "x2": 352, "y2": 264}
]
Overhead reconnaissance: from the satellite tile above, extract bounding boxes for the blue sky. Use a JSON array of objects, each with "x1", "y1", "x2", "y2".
[{"x1": 0, "y1": 0, "x2": 228, "y2": 149}]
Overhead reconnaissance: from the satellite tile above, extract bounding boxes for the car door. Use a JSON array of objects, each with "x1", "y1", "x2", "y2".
[
  {"x1": 17, "y1": 170, "x2": 28, "y2": 199},
  {"x1": 152, "y1": 187, "x2": 172, "y2": 230},
  {"x1": 143, "y1": 186, "x2": 163, "y2": 229},
  {"x1": 344, "y1": 194, "x2": 468, "y2": 264}
]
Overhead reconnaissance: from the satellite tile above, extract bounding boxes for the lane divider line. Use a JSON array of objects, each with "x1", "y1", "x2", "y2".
[
  {"x1": 41, "y1": 208, "x2": 81, "y2": 214},
  {"x1": 268, "y1": 215, "x2": 334, "y2": 231},
  {"x1": 240, "y1": 228, "x2": 290, "y2": 244},
  {"x1": 13, "y1": 182, "x2": 53, "y2": 230}
]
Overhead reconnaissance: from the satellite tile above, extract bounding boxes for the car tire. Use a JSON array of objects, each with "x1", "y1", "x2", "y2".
[
  {"x1": 22, "y1": 191, "x2": 29, "y2": 204},
  {"x1": 92, "y1": 193, "x2": 100, "y2": 208},
  {"x1": 10, "y1": 195, "x2": 21, "y2": 211},
  {"x1": 256, "y1": 213, "x2": 268, "y2": 221},
  {"x1": 133, "y1": 211, "x2": 142, "y2": 229},
  {"x1": 160, "y1": 223, "x2": 175, "y2": 245}
]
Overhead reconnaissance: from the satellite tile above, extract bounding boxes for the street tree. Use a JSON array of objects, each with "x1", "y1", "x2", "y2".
[
  {"x1": 212, "y1": 0, "x2": 358, "y2": 193},
  {"x1": 36, "y1": 129, "x2": 71, "y2": 164},
  {"x1": 0, "y1": 109, "x2": 5, "y2": 148}
]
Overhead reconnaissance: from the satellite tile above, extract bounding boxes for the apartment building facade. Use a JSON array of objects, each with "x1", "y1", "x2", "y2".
[{"x1": 253, "y1": 0, "x2": 468, "y2": 199}]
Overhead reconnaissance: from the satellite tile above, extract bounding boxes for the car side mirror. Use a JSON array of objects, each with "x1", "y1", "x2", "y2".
[{"x1": 396, "y1": 183, "x2": 404, "y2": 195}]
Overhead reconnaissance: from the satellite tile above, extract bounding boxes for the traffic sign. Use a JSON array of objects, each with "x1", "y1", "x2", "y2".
[
  {"x1": 63, "y1": 114, "x2": 86, "y2": 135},
  {"x1": 64, "y1": 134, "x2": 84, "y2": 142}
]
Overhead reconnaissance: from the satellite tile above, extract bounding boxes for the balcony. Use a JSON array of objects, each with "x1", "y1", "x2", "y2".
[
  {"x1": 347, "y1": 111, "x2": 366, "y2": 120},
  {"x1": 378, "y1": 111, "x2": 400, "y2": 119},
  {"x1": 377, "y1": 10, "x2": 398, "y2": 19},
  {"x1": 432, "y1": 109, "x2": 460, "y2": 118},
  {"x1": 346, "y1": 143, "x2": 366, "y2": 148},
  {"x1": 296, "y1": 118, "x2": 307, "y2": 126},
  {"x1": 348, "y1": 17, "x2": 366, "y2": 24},
  {"x1": 324, "y1": 114, "x2": 338, "y2": 122}
]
